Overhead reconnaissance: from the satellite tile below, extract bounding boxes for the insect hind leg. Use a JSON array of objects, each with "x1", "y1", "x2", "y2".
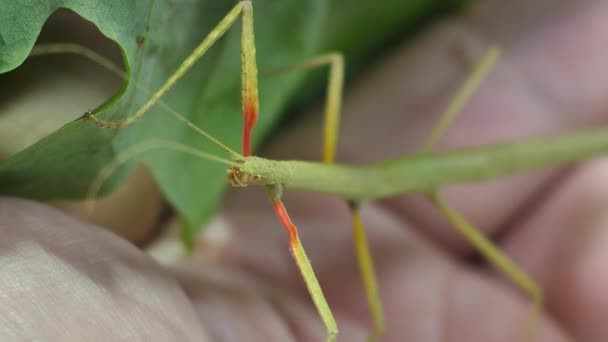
[
  {"x1": 421, "y1": 45, "x2": 542, "y2": 341},
  {"x1": 429, "y1": 192, "x2": 542, "y2": 341}
]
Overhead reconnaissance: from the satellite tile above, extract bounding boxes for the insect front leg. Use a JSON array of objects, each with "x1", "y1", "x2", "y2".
[
  {"x1": 267, "y1": 184, "x2": 339, "y2": 342},
  {"x1": 236, "y1": 5, "x2": 340, "y2": 340}
]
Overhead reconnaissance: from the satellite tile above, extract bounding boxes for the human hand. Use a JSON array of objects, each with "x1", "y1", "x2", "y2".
[
  {"x1": 211, "y1": 0, "x2": 608, "y2": 340},
  {"x1": 2, "y1": 1, "x2": 608, "y2": 341}
]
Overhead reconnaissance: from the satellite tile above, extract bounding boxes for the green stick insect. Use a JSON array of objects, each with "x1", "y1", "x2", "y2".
[{"x1": 23, "y1": 1, "x2": 608, "y2": 341}]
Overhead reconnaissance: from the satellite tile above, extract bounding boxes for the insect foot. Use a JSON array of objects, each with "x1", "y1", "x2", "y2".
[{"x1": 81, "y1": 111, "x2": 119, "y2": 128}]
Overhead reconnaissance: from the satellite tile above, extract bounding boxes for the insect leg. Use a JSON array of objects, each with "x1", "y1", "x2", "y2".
[
  {"x1": 275, "y1": 52, "x2": 387, "y2": 339},
  {"x1": 264, "y1": 51, "x2": 387, "y2": 339},
  {"x1": 82, "y1": 1, "x2": 256, "y2": 134},
  {"x1": 261, "y1": 52, "x2": 344, "y2": 163},
  {"x1": 349, "y1": 201, "x2": 385, "y2": 341},
  {"x1": 421, "y1": 45, "x2": 542, "y2": 341},
  {"x1": 419, "y1": 45, "x2": 500, "y2": 152},
  {"x1": 268, "y1": 184, "x2": 339, "y2": 342},
  {"x1": 429, "y1": 192, "x2": 542, "y2": 342}
]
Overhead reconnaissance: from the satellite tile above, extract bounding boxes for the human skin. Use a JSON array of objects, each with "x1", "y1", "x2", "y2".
[{"x1": 2, "y1": 0, "x2": 608, "y2": 341}]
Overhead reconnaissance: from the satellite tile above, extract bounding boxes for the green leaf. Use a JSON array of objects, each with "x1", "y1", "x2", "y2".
[{"x1": 0, "y1": 0, "x2": 467, "y2": 241}]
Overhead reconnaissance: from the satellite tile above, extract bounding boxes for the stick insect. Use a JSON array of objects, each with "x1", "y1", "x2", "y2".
[{"x1": 26, "y1": 1, "x2": 608, "y2": 341}]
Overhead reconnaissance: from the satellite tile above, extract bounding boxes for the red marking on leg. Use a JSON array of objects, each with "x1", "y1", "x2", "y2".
[
  {"x1": 272, "y1": 200, "x2": 298, "y2": 246},
  {"x1": 242, "y1": 125, "x2": 252, "y2": 157},
  {"x1": 243, "y1": 98, "x2": 258, "y2": 156}
]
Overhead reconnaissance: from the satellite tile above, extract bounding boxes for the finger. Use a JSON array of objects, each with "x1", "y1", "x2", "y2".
[
  {"x1": 498, "y1": 157, "x2": 608, "y2": 341},
  {"x1": 197, "y1": 188, "x2": 569, "y2": 341},
  {"x1": 0, "y1": 197, "x2": 207, "y2": 341}
]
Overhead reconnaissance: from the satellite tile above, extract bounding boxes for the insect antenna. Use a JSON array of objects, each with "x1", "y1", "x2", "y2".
[{"x1": 85, "y1": 139, "x2": 237, "y2": 213}]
